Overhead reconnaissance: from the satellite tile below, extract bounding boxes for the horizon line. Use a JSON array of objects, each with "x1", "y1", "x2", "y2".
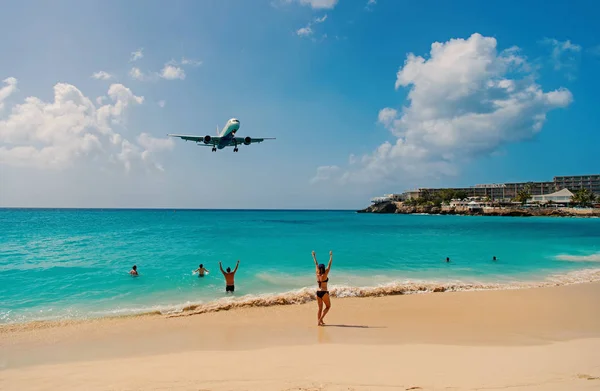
[{"x1": 0, "y1": 207, "x2": 359, "y2": 211}]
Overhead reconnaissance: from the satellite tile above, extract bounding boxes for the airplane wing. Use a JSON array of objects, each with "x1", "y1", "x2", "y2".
[
  {"x1": 167, "y1": 134, "x2": 221, "y2": 145},
  {"x1": 167, "y1": 134, "x2": 275, "y2": 149},
  {"x1": 232, "y1": 137, "x2": 276, "y2": 145}
]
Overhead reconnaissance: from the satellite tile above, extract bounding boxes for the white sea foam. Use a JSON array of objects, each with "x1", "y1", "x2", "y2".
[
  {"x1": 555, "y1": 253, "x2": 600, "y2": 262},
  {"x1": 4, "y1": 268, "x2": 600, "y2": 326},
  {"x1": 165, "y1": 268, "x2": 600, "y2": 318}
]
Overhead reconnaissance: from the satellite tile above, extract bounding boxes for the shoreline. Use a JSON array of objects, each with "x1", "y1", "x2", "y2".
[
  {"x1": 358, "y1": 201, "x2": 600, "y2": 217},
  {"x1": 2, "y1": 281, "x2": 600, "y2": 390},
  {"x1": 3, "y1": 267, "x2": 600, "y2": 332}
]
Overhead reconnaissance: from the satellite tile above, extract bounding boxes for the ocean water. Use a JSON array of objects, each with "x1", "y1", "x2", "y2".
[{"x1": 1, "y1": 209, "x2": 599, "y2": 324}]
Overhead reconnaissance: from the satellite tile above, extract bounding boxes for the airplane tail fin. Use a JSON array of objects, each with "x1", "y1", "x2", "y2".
[{"x1": 217, "y1": 125, "x2": 219, "y2": 136}]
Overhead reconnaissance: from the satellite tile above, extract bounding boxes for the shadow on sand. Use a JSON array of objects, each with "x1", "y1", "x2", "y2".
[{"x1": 322, "y1": 324, "x2": 385, "y2": 329}]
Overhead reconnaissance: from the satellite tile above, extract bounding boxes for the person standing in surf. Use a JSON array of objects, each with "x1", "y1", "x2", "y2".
[
  {"x1": 219, "y1": 260, "x2": 239, "y2": 293},
  {"x1": 312, "y1": 250, "x2": 332, "y2": 326}
]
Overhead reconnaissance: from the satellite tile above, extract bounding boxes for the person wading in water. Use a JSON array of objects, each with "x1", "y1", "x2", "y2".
[{"x1": 219, "y1": 260, "x2": 239, "y2": 293}]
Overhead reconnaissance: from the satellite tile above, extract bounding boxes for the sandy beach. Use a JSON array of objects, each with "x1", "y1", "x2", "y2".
[{"x1": 2, "y1": 282, "x2": 600, "y2": 391}]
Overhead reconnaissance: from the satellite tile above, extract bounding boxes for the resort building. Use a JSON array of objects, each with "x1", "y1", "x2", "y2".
[
  {"x1": 554, "y1": 175, "x2": 600, "y2": 195},
  {"x1": 380, "y1": 174, "x2": 599, "y2": 202},
  {"x1": 530, "y1": 189, "x2": 574, "y2": 204}
]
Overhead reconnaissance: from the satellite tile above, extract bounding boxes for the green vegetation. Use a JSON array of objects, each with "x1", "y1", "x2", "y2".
[
  {"x1": 571, "y1": 188, "x2": 597, "y2": 207},
  {"x1": 515, "y1": 190, "x2": 531, "y2": 205},
  {"x1": 404, "y1": 189, "x2": 470, "y2": 207},
  {"x1": 515, "y1": 184, "x2": 532, "y2": 205}
]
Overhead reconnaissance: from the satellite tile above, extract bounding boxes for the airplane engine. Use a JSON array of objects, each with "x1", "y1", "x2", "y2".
[
  {"x1": 244, "y1": 136, "x2": 252, "y2": 145},
  {"x1": 203, "y1": 135, "x2": 211, "y2": 144}
]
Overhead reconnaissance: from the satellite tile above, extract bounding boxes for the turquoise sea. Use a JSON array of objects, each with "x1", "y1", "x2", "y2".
[{"x1": 1, "y1": 209, "x2": 600, "y2": 324}]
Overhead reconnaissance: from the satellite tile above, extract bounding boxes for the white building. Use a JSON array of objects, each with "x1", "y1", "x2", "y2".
[
  {"x1": 449, "y1": 199, "x2": 468, "y2": 207},
  {"x1": 467, "y1": 200, "x2": 483, "y2": 210},
  {"x1": 530, "y1": 188, "x2": 573, "y2": 204}
]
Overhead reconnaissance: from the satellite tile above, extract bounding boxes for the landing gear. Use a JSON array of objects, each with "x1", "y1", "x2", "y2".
[
  {"x1": 212, "y1": 147, "x2": 216, "y2": 152},
  {"x1": 233, "y1": 147, "x2": 239, "y2": 152}
]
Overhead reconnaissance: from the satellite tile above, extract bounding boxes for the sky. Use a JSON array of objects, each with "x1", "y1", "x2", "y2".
[{"x1": 0, "y1": 0, "x2": 599, "y2": 209}]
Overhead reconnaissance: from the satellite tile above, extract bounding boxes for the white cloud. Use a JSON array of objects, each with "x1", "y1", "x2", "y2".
[
  {"x1": 310, "y1": 165, "x2": 340, "y2": 184},
  {"x1": 312, "y1": 33, "x2": 573, "y2": 186},
  {"x1": 377, "y1": 108, "x2": 397, "y2": 128},
  {"x1": 0, "y1": 77, "x2": 18, "y2": 111},
  {"x1": 91, "y1": 71, "x2": 113, "y2": 80},
  {"x1": 130, "y1": 58, "x2": 198, "y2": 82},
  {"x1": 278, "y1": 0, "x2": 338, "y2": 8},
  {"x1": 160, "y1": 65, "x2": 186, "y2": 80},
  {"x1": 296, "y1": 26, "x2": 313, "y2": 37},
  {"x1": 129, "y1": 67, "x2": 145, "y2": 81},
  {"x1": 179, "y1": 57, "x2": 202, "y2": 66},
  {"x1": 0, "y1": 80, "x2": 173, "y2": 172},
  {"x1": 299, "y1": 0, "x2": 338, "y2": 8},
  {"x1": 137, "y1": 132, "x2": 174, "y2": 152},
  {"x1": 366, "y1": 0, "x2": 376, "y2": 9},
  {"x1": 130, "y1": 48, "x2": 144, "y2": 62},
  {"x1": 314, "y1": 15, "x2": 327, "y2": 23},
  {"x1": 158, "y1": 100, "x2": 166, "y2": 108},
  {"x1": 167, "y1": 57, "x2": 203, "y2": 68},
  {"x1": 296, "y1": 14, "x2": 327, "y2": 38},
  {"x1": 540, "y1": 38, "x2": 581, "y2": 79}
]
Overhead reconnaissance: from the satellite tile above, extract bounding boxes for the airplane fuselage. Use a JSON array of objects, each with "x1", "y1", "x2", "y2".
[{"x1": 217, "y1": 118, "x2": 240, "y2": 149}]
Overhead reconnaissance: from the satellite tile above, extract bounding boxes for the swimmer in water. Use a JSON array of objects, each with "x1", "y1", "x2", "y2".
[
  {"x1": 193, "y1": 264, "x2": 209, "y2": 277},
  {"x1": 312, "y1": 250, "x2": 333, "y2": 326},
  {"x1": 493, "y1": 256, "x2": 497, "y2": 261},
  {"x1": 129, "y1": 265, "x2": 138, "y2": 276},
  {"x1": 446, "y1": 257, "x2": 450, "y2": 263}
]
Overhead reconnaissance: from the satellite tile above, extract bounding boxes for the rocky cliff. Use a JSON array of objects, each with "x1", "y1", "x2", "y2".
[
  {"x1": 357, "y1": 202, "x2": 442, "y2": 214},
  {"x1": 357, "y1": 201, "x2": 600, "y2": 217}
]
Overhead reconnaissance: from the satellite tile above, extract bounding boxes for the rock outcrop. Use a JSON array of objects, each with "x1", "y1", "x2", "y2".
[
  {"x1": 357, "y1": 202, "x2": 439, "y2": 214},
  {"x1": 357, "y1": 201, "x2": 401, "y2": 214}
]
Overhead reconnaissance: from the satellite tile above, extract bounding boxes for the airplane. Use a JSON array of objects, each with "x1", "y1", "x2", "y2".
[{"x1": 167, "y1": 118, "x2": 275, "y2": 152}]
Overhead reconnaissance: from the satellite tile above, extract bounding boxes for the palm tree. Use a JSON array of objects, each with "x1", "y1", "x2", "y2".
[
  {"x1": 515, "y1": 185, "x2": 531, "y2": 205},
  {"x1": 572, "y1": 188, "x2": 595, "y2": 207}
]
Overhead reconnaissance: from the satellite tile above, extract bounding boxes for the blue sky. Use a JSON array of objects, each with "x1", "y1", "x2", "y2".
[{"x1": 0, "y1": 0, "x2": 599, "y2": 209}]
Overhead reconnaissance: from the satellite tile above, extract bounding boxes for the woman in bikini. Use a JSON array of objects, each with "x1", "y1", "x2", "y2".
[{"x1": 312, "y1": 250, "x2": 332, "y2": 326}]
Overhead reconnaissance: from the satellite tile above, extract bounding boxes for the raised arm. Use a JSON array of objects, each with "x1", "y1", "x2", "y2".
[
  {"x1": 233, "y1": 260, "x2": 240, "y2": 273},
  {"x1": 326, "y1": 250, "x2": 333, "y2": 273},
  {"x1": 312, "y1": 251, "x2": 318, "y2": 267},
  {"x1": 219, "y1": 261, "x2": 225, "y2": 274}
]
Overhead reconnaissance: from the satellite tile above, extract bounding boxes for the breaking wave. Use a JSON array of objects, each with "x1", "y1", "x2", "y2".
[
  {"x1": 3, "y1": 269, "x2": 600, "y2": 329},
  {"x1": 165, "y1": 268, "x2": 600, "y2": 318}
]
